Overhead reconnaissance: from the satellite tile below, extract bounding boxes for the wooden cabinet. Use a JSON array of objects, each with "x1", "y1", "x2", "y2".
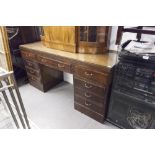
[
  {"x1": 41, "y1": 26, "x2": 110, "y2": 54},
  {"x1": 42, "y1": 26, "x2": 78, "y2": 53},
  {"x1": 78, "y1": 26, "x2": 109, "y2": 54}
]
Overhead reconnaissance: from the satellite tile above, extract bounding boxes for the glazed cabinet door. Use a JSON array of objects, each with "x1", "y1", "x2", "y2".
[{"x1": 0, "y1": 26, "x2": 12, "y2": 71}]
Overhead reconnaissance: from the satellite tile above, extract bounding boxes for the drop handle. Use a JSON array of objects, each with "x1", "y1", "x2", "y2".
[
  {"x1": 28, "y1": 63, "x2": 32, "y2": 67},
  {"x1": 41, "y1": 59, "x2": 46, "y2": 63},
  {"x1": 85, "y1": 93, "x2": 91, "y2": 98},
  {"x1": 30, "y1": 70, "x2": 35, "y2": 74},
  {"x1": 85, "y1": 83, "x2": 92, "y2": 88},
  {"x1": 84, "y1": 72, "x2": 93, "y2": 76},
  {"x1": 58, "y1": 64, "x2": 65, "y2": 68},
  {"x1": 85, "y1": 101, "x2": 92, "y2": 106}
]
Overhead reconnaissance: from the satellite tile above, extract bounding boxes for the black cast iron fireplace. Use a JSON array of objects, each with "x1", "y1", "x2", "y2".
[{"x1": 107, "y1": 59, "x2": 155, "y2": 129}]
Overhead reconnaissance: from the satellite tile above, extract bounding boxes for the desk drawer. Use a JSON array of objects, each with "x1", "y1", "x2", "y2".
[
  {"x1": 74, "y1": 65, "x2": 109, "y2": 86},
  {"x1": 74, "y1": 103, "x2": 104, "y2": 123},
  {"x1": 75, "y1": 95, "x2": 105, "y2": 114},
  {"x1": 24, "y1": 60, "x2": 40, "y2": 69},
  {"x1": 26, "y1": 67, "x2": 41, "y2": 77},
  {"x1": 74, "y1": 78, "x2": 106, "y2": 96},
  {"x1": 22, "y1": 51, "x2": 35, "y2": 60},
  {"x1": 27, "y1": 73, "x2": 42, "y2": 82},
  {"x1": 37, "y1": 55, "x2": 71, "y2": 73},
  {"x1": 29, "y1": 80, "x2": 44, "y2": 92},
  {"x1": 75, "y1": 88, "x2": 105, "y2": 104}
]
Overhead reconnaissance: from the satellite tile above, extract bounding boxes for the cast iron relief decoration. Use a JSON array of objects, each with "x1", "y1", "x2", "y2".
[{"x1": 127, "y1": 107, "x2": 152, "y2": 129}]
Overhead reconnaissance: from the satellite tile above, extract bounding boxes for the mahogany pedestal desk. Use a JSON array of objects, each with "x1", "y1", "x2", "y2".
[{"x1": 20, "y1": 42, "x2": 117, "y2": 123}]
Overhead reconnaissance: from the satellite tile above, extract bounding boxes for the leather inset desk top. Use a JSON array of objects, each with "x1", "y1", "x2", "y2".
[{"x1": 20, "y1": 42, "x2": 117, "y2": 69}]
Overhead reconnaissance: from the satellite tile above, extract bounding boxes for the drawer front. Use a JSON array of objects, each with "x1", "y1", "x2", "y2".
[
  {"x1": 74, "y1": 103, "x2": 104, "y2": 123},
  {"x1": 75, "y1": 88, "x2": 105, "y2": 104},
  {"x1": 24, "y1": 60, "x2": 40, "y2": 69},
  {"x1": 74, "y1": 78, "x2": 106, "y2": 96},
  {"x1": 74, "y1": 65, "x2": 109, "y2": 86},
  {"x1": 37, "y1": 55, "x2": 71, "y2": 73},
  {"x1": 29, "y1": 80, "x2": 44, "y2": 92},
  {"x1": 22, "y1": 51, "x2": 35, "y2": 60},
  {"x1": 27, "y1": 73, "x2": 42, "y2": 82},
  {"x1": 75, "y1": 95, "x2": 105, "y2": 114},
  {"x1": 26, "y1": 67, "x2": 41, "y2": 77}
]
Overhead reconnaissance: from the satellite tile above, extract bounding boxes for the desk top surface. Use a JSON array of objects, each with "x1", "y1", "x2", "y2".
[{"x1": 20, "y1": 42, "x2": 117, "y2": 69}]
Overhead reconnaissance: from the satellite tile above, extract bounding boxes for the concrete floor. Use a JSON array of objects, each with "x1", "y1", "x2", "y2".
[
  {"x1": 19, "y1": 82, "x2": 117, "y2": 129},
  {"x1": 0, "y1": 100, "x2": 15, "y2": 129},
  {"x1": 0, "y1": 94, "x2": 38, "y2": 129}
]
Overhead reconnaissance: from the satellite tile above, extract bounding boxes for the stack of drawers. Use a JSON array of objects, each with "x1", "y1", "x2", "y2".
[
  {"x1": 22, "y1": 50, "x2": 64, "y2": 92},
  {"x1": 25, "y1": 60, "x2": 43, "y2": 90},
  {"x1": 22, "y1": 51, "x2": 43, "y2": 91},
  {"x1": 74, "y1": 65, "x2": 110, "y2": 123}
]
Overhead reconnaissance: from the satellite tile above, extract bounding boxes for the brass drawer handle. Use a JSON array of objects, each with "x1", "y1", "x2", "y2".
[
  {"x1": 26, "y1": 53, "x2": 32, "y2": 57},
  {"x1": 28, "y1": 62, "x2": 33, "y2": 67},
  {"x1": 58, "y1": 64, "x2": 65, "y2": 68},
  {"x1": 85, "y1": 101, "x2": 92, "y2": 106},
  {"x1": 84, "y1": 83, "x2": 92, "y2": 89},
  {"x1": 30, "y1": 70, "x2": 35, "y2": 74},
  {"x1": 31, "y1": 77, "x2": 35, "y2": 80},
  {"x1": 84, "y1": 72, "x2": 93, "y2": 76},
  {"x1": 41, "y1": 58, "x2": 47, "y2": 63},
  {"x1": 85, "y1": 92, "x2": 91, "y2": 98}
]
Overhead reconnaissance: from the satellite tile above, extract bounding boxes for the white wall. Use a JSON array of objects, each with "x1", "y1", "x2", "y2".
[
  {"x1": 109, "y1": 26, "x2": 138, "y2": 51},
  {"x1": 109, "y1": 26, "x2": 118, "y2": 51},
  {"x1": 109, "y1": 26, "x2": 155, "y2": 50},
  {"x1": 63, "y1": 72, "x2": 73, "y2": 84}
]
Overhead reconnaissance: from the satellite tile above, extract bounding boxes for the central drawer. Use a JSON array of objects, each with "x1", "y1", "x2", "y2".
[
  {"x1": 37, "y1": 55, "x2": 71, "y2": 73},
  {"x1": 74, "y1": 65, "x2": 109, "y2": 86}
]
